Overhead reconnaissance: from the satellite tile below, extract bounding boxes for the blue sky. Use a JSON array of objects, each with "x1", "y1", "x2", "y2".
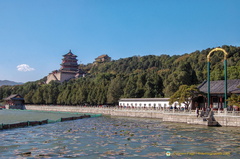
[{"x1": 0, "y1": 0, "x2": 239, "y2": 83}]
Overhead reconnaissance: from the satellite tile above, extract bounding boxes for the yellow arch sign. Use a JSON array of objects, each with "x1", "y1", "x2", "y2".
[{"x1": 207, "y1": 48, "x2": 228, "y2": 62}]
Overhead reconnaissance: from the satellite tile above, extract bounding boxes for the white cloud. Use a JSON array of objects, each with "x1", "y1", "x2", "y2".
[{"x1": 17, "y1": 64, "x2": 35, "y2": 72}]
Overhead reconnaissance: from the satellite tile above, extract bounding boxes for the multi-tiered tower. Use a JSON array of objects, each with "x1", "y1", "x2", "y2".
[
  {"x1": 60, "y1": 50, "x2": 78, "y2": 72},
  {"x1": 46, "y1": 50, "x2": 84, "y2": 84}
]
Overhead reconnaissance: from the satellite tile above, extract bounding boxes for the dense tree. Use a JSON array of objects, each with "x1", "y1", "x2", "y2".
[
  {"x1": 123, "y1": 75, "x2": 137, "y2": 98},
  {"x1": 1, "y1": 45, "x2": 240, "y2": 105},
  {"x1": 228, "y1": 66, "x2": 240, "y2": 79},
  {"x1": 32, "y1": 87, "x2": 44, "y2": 104},
  {"x1": 227, "y1": 94, "x2": 240, "y2": 108},
  {"x1": 24, "y1": 90, "x2": 34, "y2": 104},
  {"x1": 107, "y1": 75, "x2": 124, "y2": 104}
]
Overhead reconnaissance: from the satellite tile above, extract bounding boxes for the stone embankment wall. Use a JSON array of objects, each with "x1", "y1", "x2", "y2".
[
  {"x1": 25, "y1": 105, "x2": 240, "y2": 127},
  {"x1": 25, "y1": 105, "x2": 112, "y2": 115},
  {"x1": 5, "y1": 105, "x2": 25, "y2": 110},
  {"x1": 214, "y1": 116, "x2": 240, "y2": 127}
]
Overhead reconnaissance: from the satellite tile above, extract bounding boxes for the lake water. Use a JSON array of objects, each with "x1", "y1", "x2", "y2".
[
  {"x1": 0, "y1": 109, "x2": 88, "y2": 124},
  {"x1": 0, "y1": 110, "x2": 240, "y2": 158}
]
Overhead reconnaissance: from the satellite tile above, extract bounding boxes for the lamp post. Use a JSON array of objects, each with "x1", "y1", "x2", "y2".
[{"x1": 207, "y1": 60, "x2": 211, "y2": 108}]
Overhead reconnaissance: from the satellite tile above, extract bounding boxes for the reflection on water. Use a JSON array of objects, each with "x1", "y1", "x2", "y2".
[{"x1": 0, "y1": 111, "x2": 240, "y2": 158}]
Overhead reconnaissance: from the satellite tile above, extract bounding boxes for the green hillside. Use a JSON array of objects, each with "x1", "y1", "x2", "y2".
[{"x1": 1, "y1": 45, "x2": 240, "y2": 105}]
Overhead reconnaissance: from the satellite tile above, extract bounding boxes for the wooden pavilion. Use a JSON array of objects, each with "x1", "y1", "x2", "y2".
[
  {"x1": 3, "y1": 94, "x2": 25, "y2": 109},
  {"x1": 193, "y1": 79, "x2": 240, "y2": 110}
]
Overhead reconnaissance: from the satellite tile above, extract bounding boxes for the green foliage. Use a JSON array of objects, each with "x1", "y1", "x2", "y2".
[
  {"x1": 107, "y1": 75, "x2": 124, "y2": 104},
  {"x1": 123, "y1": 75, "x2": 138, "y2": 98},
  {"x1": 227, "y1": 94, "x2": 240, "y2": 107},
  {"x1": 0, "y1": 45, "x2": 240, "y2": 105},
  {"x1": 169, "y1": 85, "x2": 199, "y2": 109},
  {"x1": 228, "y1": 66, "x2": 240, "y2": 79}
]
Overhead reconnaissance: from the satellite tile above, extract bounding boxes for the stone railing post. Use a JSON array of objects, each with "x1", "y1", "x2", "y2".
[
  {"x1": 218, "y1": 108, "x2": 221, "y2": 115},
  {"x1": 224, "y1": 108, "x2": 227, "y2": 115}
]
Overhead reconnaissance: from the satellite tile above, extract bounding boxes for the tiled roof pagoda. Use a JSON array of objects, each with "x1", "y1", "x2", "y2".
[{"x1": 60, "y1": 50, "x2": 78, "y2": 72}]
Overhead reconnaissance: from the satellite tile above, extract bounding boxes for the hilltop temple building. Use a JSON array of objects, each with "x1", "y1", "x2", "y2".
[
  {"x1": 94, "y1": 54, "x2": 111, "y2": 64},
  {"x1": 46, "y1": 50, "x2": 84, "y2": 84}
]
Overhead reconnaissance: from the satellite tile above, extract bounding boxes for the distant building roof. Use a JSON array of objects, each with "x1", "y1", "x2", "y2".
[
  {"x1": 96, "y1": 54, "x2": 109, "y2": 59},
  {"x1": 95, "y1": 54, "x2": 111, "y2": 62},
  {"x1": 4, "y1": 94, "x2": 24, "y2": 101},
  {"x1": 119, "y1": 98, "x2": 170, "y2": 102},
  {"x1": 198, "y1": 79, "x2": 240, "y2": 94}
]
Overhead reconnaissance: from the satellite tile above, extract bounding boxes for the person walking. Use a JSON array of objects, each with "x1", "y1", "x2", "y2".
[{"x1": 196, "y1": 108, "x2": 199, "y2": 118}]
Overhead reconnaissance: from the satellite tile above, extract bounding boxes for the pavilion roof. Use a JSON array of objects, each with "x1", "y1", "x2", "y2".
[
  {"x1": 230, "y1": 88, "x2": 240, "y2": 94},
  {"x1": 198, "y1": 79, "x2": 240, "y2": 94},
  {"x1": 63, "y1": 50, "x2": 77, "y2": 57},
  {"x1": 3, "y1": 94, "x2": 24, "y2": 101}
]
